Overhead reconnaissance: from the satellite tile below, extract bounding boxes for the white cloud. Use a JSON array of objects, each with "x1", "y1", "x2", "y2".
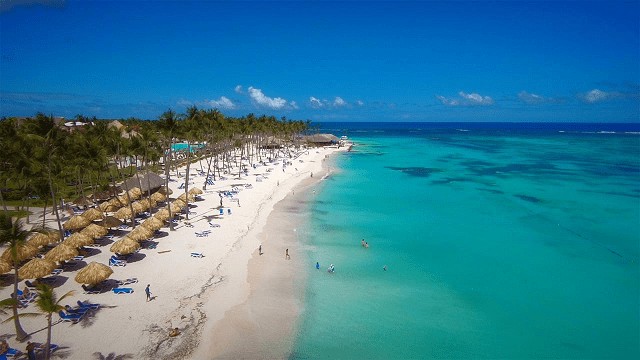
[
  {"x1": 518, "y1": 91, "x2": 545, "y2": 104},
  {"x1": 290, "y1": 101, "x2": 299, "y2": 109},
  {"x1": 581, "y1": 89, "x2": 611, "y2": 103},
  {"x1": 234, "y1": 85, "x2": 243, "y2": 94},
  {"x1": 248, "y1": 86, "x2": 289, "y2": 109},
  {"x1": 436, "y1": 91, "x2": 494, "y2": 106},
  {"x1": 207, "y1": 96, "x2": 235, "y2": 109},
  {"x1": 333, "y1": 97, "x2": 346, "y2": 107},
  {"x1": 356, "y1": 100, "x2": 364, "y2": 106},
  {"x1": 309, "y1": 97, "x2": 323, "y2": 108}
]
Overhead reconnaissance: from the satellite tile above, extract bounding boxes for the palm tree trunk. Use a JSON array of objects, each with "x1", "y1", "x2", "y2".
[
  {"x1": 45, "y1": 313, "x2": 52, "y2": 359},
  {"x1": 164, "y1": 142, "x2": 174, "y2": 231},
  {"x1": 12, "y1": 266, "x2": 28, "y2": 341},
  {"x1": 47, "y1": 159, "x2": 65, "y2": 242},
  {"x1": 184, "y1": 141, "x2": 191, "y2": 220}
]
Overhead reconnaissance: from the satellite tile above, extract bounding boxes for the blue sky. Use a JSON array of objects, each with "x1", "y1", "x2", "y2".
[{"x1": 1, "y1": 0, "x2": 638, "y2": 122}]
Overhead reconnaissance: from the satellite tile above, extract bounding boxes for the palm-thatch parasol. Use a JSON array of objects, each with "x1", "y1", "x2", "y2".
[
  {"x1": 44, "y1": 243, "x2": 78, "y2": 263},
  {"x1": 63, "y1": 233, "x2": 93, "y2": 248},
  {"x1": 99, "y1": 201, "x2": 118, "y2": 212},
  {"x1": 178, "y1": 193, "x2": 195, "y2": 202},
  {"x1": 81, "y1": 223, "x2": 108, "y2": 239},
  {"x1": 18, "y1": 258, "x2": 56, "y2": 280},
  {"x1": 130, "y1": 201, "x2": 144, "y2": 214},
  {"x1": 127, "y1": 187, "x2": 142, "y2": 200},
  {"x1": 1, "y1": 243, "x2": 39, "y2": 264},
  {"x1": 27, "y1": 231, "x2": 59, "y2": 248},
  {"x1": 110, "y1": 237, "x2": 140, "y2": 255},
  {"x1": 141, "y1": 217, "x2": 164, "y2": 231},
  {"x1": 114, "y1": 207, "x2": 134, "y2": 220},
  {"x1": 75, "y1": 261, "x2": 113, "y2": 285},
  {"x1": 150, "y1": 192, "x2": 166, "y2": 202},
  {"x1": 128, "y1": 226, "x2": 154, "y2": 241},
  {"x1": 158, "y1": 187, "x2": 173, "y2": 195},
  {"x1": 116, "y1": 195, "x2": 131, "y2": 206},
  {"x1": 73, "y1": 195, "x2": 94, "y2": 207},
  {"x1": 138, "y1": 198, "x2": 157, "y2": 211},
  {"x1": 188, "y1": 187, "x2": 203, "y2": 195},
  {"x1": 81, "y1": 207, "x2": 104, "y2": 221},
  {"x1": 97, "y1": 216, "x2": 123, "y2": 228},
  {"x1": 171, "y1": 200, "x2": 185, "y2": 211},
  {"x1": 63, "y1": 215, "x2": 91, "y2": 230},
  {"x1": 0, "y1": 260, "x2": 12, "y2": 274},
  {"x1": 154, "y1": 208, "x2": 171, "y2": 221},
  {"x1": 92, "y1": 191, "x2": 112, "y2": 201}
]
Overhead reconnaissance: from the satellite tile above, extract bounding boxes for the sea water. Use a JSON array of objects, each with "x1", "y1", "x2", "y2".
[{"x1": 292, "y1": 123, "x2": 640, "y2": 359}]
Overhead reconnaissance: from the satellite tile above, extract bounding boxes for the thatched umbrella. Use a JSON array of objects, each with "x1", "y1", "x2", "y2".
[
  {"x1": 158, "y1": 187, "x2": 173, "y2": 195},
  {"x1": 27, "y1": 231, "x2": 59, "y2": 248},
  {"x1": 130, "y1": 201, "x2": 144, "y2": 214},
  {"x1": 138, "y1": 198, "x2": 157, "y2": 211},
  {"x1": 0, "y1": 260, "x2": 12, "y2": 274},
  {"x1": 75, "y1": 261, "x2": 113, "y2": 285},
  {"x1": 110, "y1": 237, "x2": 140, "y2": 255},
  {"x1": 73, "y1": 196, "x2": 94, "y2": 207},
  {"x1": 44, "y1": 243, "x2": 78, "y2": 263},
  {"x1": 99, "y1": 201, "x2": 118, "y2": 212},
  {"x1": 63, "y1": 215, "x2": 91, "y2": 230},
  {"x1": 97, "y1": 216, "x2": 123, "y2": 228},
  {"x1": 18, "y1": 258, "x2": 56, "y2": 280},
  {"x1": 178, "y1": 193, "x2": 195, "y2": 202},
  {"x1": 1, "y1": 243, "x2": 38, "y2": 264},
  {"x1": 171, "y1": 200, "x2": 185, "y2": 211},
  {"x1": 188, "y1": 187, "x2": 203, "y2": 195},
  {"x1": 116, "y1": 195, "x2": 131, "y2": 206},
  {"x1": 128, "y1": 226, "x2": 154, "y2": 241},
  {"x1": 150, "y1": 192, "x2": 166, "y2": 202},
  {"x1": 127, "y1": 187, "x2": 142, "y2": 200},
  {"x1": 154, "y1": 208, "x2": 170, "y2": 221},
  {"x1": 114, "y1": 207, "x2": 134, "y2": 220},
  {"x1": 63, "y1": 233, "x2": 93, "y2": 248},
  {"x1": 82, "y1": 208, "x2": 104, "y2": 221},
  {"x1": 92, "y1": 191, "x2": 112, "y2": 201},
  {"x1": 141, "y1": 217, "x2": 164, "y2": 231},
  {"x1": 81, "y1": 223, "x2": 108, "y2": 239}
]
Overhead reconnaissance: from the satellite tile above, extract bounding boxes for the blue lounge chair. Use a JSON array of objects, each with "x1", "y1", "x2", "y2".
[
  {"x1": 190, "y1": 252, "x2": 204, "y2": 258},
  {"x1": 219, "y1": 208, "x2": 224, "y2": 215},
  {"x1": 113, "y1": 287, "x2": 134, "y2": 294},
  {"x1": 77, "y1": 300, "x2": 100, "y2": 310},
  {"x1": 59, "y1": 310, "x2": 83, "y2": 323},
  {"x1": 51, "y1": 268, "x2": 63, "y2": 276},
  {"x1": 64, "y1": 305, "x2": 89, "y2": 316},
  {"x1": 34, "y1": 343, "x2": 59, "y2": 355},
  {"x1": 4, "y1": 347, "x2": 21, "y2": 358},
  {"x1": 109, "y1": 258, "x2": 126, "y2": 267}
]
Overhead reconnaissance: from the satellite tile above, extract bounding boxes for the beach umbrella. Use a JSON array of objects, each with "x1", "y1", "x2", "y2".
[
  {"x1": 130, "y1": 201, "x2": 144, "y2": 214},
  {"x1": 128, "y1": 226, "x2": 154, "y2": 241},
  {"x1": 154, "y1": 208, "x2": 171, "y2": 221},
  {"x1": 63, "y1": 215, "x2": 91, "y2": 230},
  {"x1": 1, "y1": 243, "x2": 38, "y2": 264},
  {"x1": 127, "y1": 187, "x2": 142, "y2": 200},
  {"x1": 18, "y1": 258, "x2": 56, "y2": 280},
  {"x1": 116, "y1": 195, "x2": 131, "y2": 206},
  {"x1": 0, "y1": 260, "x2": 12, "y2": 274},
  {"x1": 150, "y1": 192, "x2": 166, "y2": 202},
  {"x1": 72, "y1": 196, "x2": 94, "y2": 207},
  {"x1": 92, "y1": 191, "x2": 112, "y2": 201},
  {"x1": 97, "y1": 216, "x2": 123, "y2": 228},
  {"x1": 172, "y1": 200, "x2": 186, "y2": 210},
  {"x1": 75, "y1": 261, "x2": 113, "y2": 285},
  {"x1": 188, "y1": 187, "x2": 203, "y2": 195},
  {"x1": 138, "y1": 198, "x2": 157, "y2": 211},
  {"x1": 27, "y1": 231, "x2": 59, "y2": 248},
  {"x1": 81, "y1": 223, "x2": 108, "y2": 239},
  {"x1": 110, "y1": 237, "x2": 140, "y2": 255},
  {"x1": 178, "y1": 193, "x2": 195, "y2": 202},
  {"x1": 99, "y1": 201, "x2": 118, "y2": 212},
  {"x1": 81, "y1": 207, "x2": 104, "y2": 221},
  {"x1": 114, "y1": 207, "x2": 134, "y2": 220},
  {"x1": 44, "y1": 243, "x2": 78, "y2": 263},
  {"x1": 63, "y1": 233, "x2": 93, "y2": 248},
  {"x1": 141, "y1": 217, "x2": 164, "y2": 231},
  {"x1": 157, "y1": 187, "x2": 173, "y2": 195}
]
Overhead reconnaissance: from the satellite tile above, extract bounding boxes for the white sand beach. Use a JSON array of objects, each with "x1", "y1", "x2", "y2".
[{"x1": 0, "y1": 145, "x2": 344, "y2": 359}]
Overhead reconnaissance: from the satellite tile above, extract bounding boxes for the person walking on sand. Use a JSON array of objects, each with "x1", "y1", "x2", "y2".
[
  {"x1": 259, "y1": 244, "x2": 262, "y2": 255},
  {"x1": 145, "y1": 284, "x2": 151, "y2": 302},
  {"x1": 285, "y1": 249, "x2": 290, "y2": 260}
]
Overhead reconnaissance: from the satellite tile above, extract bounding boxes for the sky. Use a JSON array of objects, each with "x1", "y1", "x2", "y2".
[{"x1": 0, "y1": 0, "x2": 639, "y2": 122}]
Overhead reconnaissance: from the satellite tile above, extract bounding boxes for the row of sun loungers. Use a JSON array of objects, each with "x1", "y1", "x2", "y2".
[
  {"x1": 2, "y1": 343, "x2": 59, "y2": 358},
  {"x1": 195, "y1": 230, "x2": 211, "y2": 237}
]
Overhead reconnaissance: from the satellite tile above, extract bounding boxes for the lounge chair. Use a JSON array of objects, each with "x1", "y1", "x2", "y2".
[
  {"x1": 64, "y1": 305, "x2": 89, "y2": 316},
  {"x1": 112, "y1": 287, "x2": 134, "y2": 294},
  {"x1": 178, "y1": 183, "x2": 185, "y2": 189},
  {"x1": 35, "y1": 343, "x2": 59, "y2": 355},
  {"x1": 117, "y1": 278, "x2": 138, "y2": 286},
  {"x1": 219, "y1": 208, "x2": 224, "y2": 215},
  {"x1": 82, "y1": 284, "x2": 101, "y2": 294},
  {"x1": 195, "y1": 232, "x2": 208, "y2": 237},
  {"x1": 58, "y1": 310, "x2": 83, "y2": 323},
  {"x1": 190, "y1": 252, "x2": 204, "y2": 258},
  {"x1": 109, "y1": 258, "x2": 126, "y2": 267},
  {"x1": 77, "y1": 300, "x2": 100, "y2": 310},
  {"x1": 4, "y1": 347, "x2": 21, "y2": 358},
  {"x1": 209, "y1": 222, "x2": 220, "y2": 228},
  {"x1": 51, "y1": 268, "x2": 63, "y2": 276},
  {"x1": 25, "y1": 280, "x2": 37, "y2": 289}
]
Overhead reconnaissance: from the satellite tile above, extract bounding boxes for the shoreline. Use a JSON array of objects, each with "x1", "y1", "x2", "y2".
[{"x1": 192, "y1": 150, "x2": 340, "y2": 359}]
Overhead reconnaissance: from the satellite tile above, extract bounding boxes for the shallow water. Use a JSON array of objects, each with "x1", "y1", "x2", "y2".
[{"x1": 293, "y1": 124, "x2": 640, "y2": 359}]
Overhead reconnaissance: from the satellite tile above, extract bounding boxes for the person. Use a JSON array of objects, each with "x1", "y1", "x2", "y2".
[
  {"x1": 259, "y1": 244, "x2": 262, "y2": 255},
  {"x1": 26, "y1": 341, "x2": 36, "y2": 360},
  {"x1": 383, "y1": 265, "x2": 387, "y2": 271},
  {"x1": 327, "y1": 264, "x2": 335, "y2": 273},
  {"x1": 227, "y1": 208, "x2": 231, "y2": 215},
  {"x1": 0, "y1": 339, "x2": 8, "y2": 354},
  {"x1": 285, "y1": 249, "x2": 290, "y2": 260},
  {"x1": 145, "y1": 284, "x2": 151, "y2": 302},
  {"x1": 22, "y1": 286, "x2": 31, "y2": 297},
  {"x1": 310, "y1": 172, "x2": 313, "y2": 178},
  {"x1": 169, "y1": 327, "x2": 180, "y2": 337},
  {"x1": 364, "y1": 242, "x2": 369, "y2": 248},
  {"x1": 361, "y1": 239, "x2": 365, "y2": 247},
  {"x1": 315, "y1": 261, "x2": 320, "y2": 270}
]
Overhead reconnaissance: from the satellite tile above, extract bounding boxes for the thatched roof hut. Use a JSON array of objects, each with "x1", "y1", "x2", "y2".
[
  {"x1": 304, "y1": 134, "x2": 339, "y2": 146},
  {"x1": 122, "y1": 172, "x2": 165, "y2": 194}
]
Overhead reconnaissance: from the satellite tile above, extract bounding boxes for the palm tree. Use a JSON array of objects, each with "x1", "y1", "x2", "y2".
[
  {"x1": 32, "y1": 283, "x2": 74, "y2": 360},
  {"x1": 0, "y1": 212, "x2": 43, "y2": 341}
]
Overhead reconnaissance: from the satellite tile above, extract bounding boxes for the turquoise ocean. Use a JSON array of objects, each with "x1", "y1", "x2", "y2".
[{"x1": 292, "y1": 122, "x2": 640, "y2": 359}]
